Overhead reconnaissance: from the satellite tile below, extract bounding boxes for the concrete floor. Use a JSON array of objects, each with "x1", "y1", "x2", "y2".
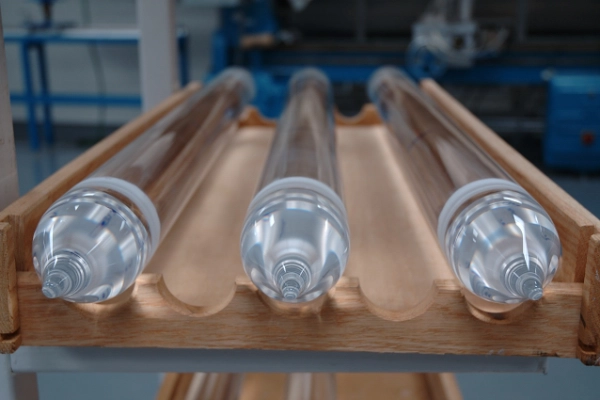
[{"x1": 12, "y1": 132, "x2": 600, "y2": 400}]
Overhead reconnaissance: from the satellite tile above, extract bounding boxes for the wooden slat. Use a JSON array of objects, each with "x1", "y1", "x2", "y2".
[
  {"x1": 0, "y1": 331, "x2": 21, "y2": 354},
  {"x1": 16, "y1": 271, "x2": 581, "y2": 357},
  {"x1": 240, "y1": 374, "x2": 286, "y2": 400},
  {"x1": 421, "y1": 79, "x2": 600, "y2": 284},
  {"x1": 156, "y1": 373, "x2": 192, "y2": 400},
  {"x1": 336, "y1": 373, "x2": 432, "y2": 400},
  {"x1": 285, "y1": 373, "x2": 336, "y2": 400},
  {"x1": 425, "y1": 373, "x2": 463, "y2": 400},
  {"x1": 171, "y1": 373, "x2": 243, "y2": 400},
  {"x1": 0, "y1": 223, "x2": 17, "y2": 334},
  {"x1": 578, "y1": 233, "x2": 600, "y2": 365},
  {"x1": 0, "y1": 82, "x2": 201, "y2": 273},
  {"x1": 161, "y1": 373, "x2": 462, "y2": 400}
]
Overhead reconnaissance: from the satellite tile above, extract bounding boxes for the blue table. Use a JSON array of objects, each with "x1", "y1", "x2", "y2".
[{"x1": 4, "y1": 27, "x2": 189, "y2": 149}]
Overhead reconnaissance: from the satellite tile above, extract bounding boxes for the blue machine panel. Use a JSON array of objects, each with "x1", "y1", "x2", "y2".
[{"x1": 544, "y1": 74, "x2": 600, "y2": 171}]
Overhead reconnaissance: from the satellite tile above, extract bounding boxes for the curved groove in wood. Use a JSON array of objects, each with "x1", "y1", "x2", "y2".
[
  {"x1": 335, "y1": 104, "x2": 382, "y2": 126},
  {"x1": 360, "y1": 281, "x2": 440, "y2": 322},
  {"x1": 17, "y1": 270, "x2": 583, "y2": 357},
  {"x1": 67, "y1": 284, "x2": 136, "y2": 319},
  {"x1": 258, "y1": 287, "x2": 334, "y2": 318},
  {"x1": 239, "y1": 107, "x2": 276, "y2": 128},
  {"x1": 464, "y1": 296, "x2": 536, "y2": 325},
  {"x1": 156, "y1": 274, "x2": 239, "y2": 317},
  {"x1": 239, "y1": 104, "x2": 383, "y2": 128}
]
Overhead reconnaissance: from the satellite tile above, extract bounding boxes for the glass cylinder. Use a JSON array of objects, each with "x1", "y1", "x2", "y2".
[
  {"x1": 32, "y1": 67, "x2": 255, "y2": 302},
  {"x1": 240, "y1": 68, "x2": 350, "y2": 303},
  {"x1": 368, "y1": 66, "x2": 561, "y2": 304}
]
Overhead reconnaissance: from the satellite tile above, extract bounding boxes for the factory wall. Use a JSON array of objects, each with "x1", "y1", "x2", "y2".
[{"x1": 0, "y1": 0, "x2": 218, "y2": 125}]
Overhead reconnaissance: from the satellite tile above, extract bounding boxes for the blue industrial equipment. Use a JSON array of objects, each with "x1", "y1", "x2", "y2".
[
  {"x1": 207, "y1": 0, "x2": 600, "y2": 172},
  {"x1": 544, "y1": 74, "x2": 600, "y2": 171},
  {"x1": 210, "y1": 0, "x2": 600, "y2": 120},
  {"x1": 5, "y1": 29, "x2": 189, "y2": 150}
]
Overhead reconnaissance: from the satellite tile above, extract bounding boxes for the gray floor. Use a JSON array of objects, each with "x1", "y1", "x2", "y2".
[{"x1": 12, "y1": 134, "x2": 600, "y2": 400}]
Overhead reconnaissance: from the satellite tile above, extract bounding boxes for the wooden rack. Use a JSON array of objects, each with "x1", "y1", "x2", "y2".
[
  {"x1": 1, "y1": 80, "x2": 599, "y2": 366},
  {"x1": 156, "y1": 372, "x2": 462, "y2": 400}
]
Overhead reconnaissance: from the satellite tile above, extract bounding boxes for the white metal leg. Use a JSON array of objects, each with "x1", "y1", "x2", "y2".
[
  {"x1": 1, "y1": 354, "x2": 39, "y2": 400},
  {"x1": 0, "y1": 6, "x2": 19, "y2": 210},
  {"x1": 136, "y1": 0, "x2": 180, "y2": 111}
]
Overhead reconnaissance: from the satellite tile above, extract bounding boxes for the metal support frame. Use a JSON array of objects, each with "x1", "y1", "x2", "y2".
[
  {"x1": 0, "y1": 6, "x2": 19, "y2": 209},
  {"x1": 355, "y1": 0, "x2": 367, "y2": 43},
  {"x1": 36, "y1": 44, "x2": 53, "y2": 145},
  {"x1": 4, "y1": 28, "x2": 189, "y2": 149},
  {"x1": 19, "y1": 39, "x2": 38, "y2": 150},
  {"x1": 137, "y1": 0, "x2": 180, "y2": 111},
  {"x1": 212, "y1": 1, "x2": 600, "y2": 117},
  {"x1": 10, "y1": 347, "x2": 548, "y2": 374},
  {"x1": 516, "y1": 0, "x2": 529, "y2": 43},
  {"x1": 1, "y1": 354, "x2": 39, "y2": 400}
]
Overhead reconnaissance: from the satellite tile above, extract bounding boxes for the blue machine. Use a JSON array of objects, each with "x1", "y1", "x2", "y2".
[
  {"x1": 209, "y1": 0, "x2": 600, "y2": 170},
  {"x1": 544, "y1": 74, "x2": 600, "y2": 171}
]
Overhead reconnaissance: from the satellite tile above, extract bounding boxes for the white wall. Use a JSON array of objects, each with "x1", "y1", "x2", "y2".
[{"x1": 0, "y1": 0, "x2": 218, "y2": 125}]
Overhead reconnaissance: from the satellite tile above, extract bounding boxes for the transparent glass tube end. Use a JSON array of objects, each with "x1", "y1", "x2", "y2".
[
  {"x1": 33, "y1": 188, "x2": 153, "y2": 303},
  {"x1": 240, "y1": 179, "x2": 350, "y2": 303},
  {"x1": 41, "y1": 251, "x2": 89, "y2": 299},
  {"x1": 445, "y1": 190, "x2": 561, "y2": 304}
]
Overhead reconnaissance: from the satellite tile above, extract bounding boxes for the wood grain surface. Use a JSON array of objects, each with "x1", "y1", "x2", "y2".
[
  {"x1": 240, "y1": 374, "x2": 287, "y2": 400},
  {"x1": 156, "y1": 373, "x2": 195, "y2": 400},
  {"x1": 159, "y1": 373, "x2": 462, "y2": 400},
  {"x1": 424, "y1": 373, "x2": 463, "y2": 400},
  {"x1": 0, "y1": 223, "x2": 17, "y2": 334},
  {"x1": 578, "y1": 233, "x2": 600, "y2": 365},
  {"x1": 16, "y1": 271, "x2": 581, "y2": 356}
]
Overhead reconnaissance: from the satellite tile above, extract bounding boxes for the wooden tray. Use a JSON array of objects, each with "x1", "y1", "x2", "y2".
[
  {"x1": 1, "y1": 80, "x2": 599, "y2": 365},
  {"x1": 156, "y1": 372, "x2": 462, "y2": 400}
]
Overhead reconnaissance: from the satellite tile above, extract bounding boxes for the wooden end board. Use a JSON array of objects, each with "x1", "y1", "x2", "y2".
[
  {"x1": 158, "y1": 373, "x2": 463, "y2": 400},
  {"x1": 0, "y1": 223, "x2": 17, "y2": 335},
  {"x1": 578, "y1": 233, "x2": 600, "y2": 365}
]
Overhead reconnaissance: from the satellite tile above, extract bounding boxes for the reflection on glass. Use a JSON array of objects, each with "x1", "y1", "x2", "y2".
[
  {"x1": 241, "y1": 68, "x2": 350, "y2": 303},
  {"x1": 368, "y1": 67, "x2": 561, "y2": 304},
  {"x1": 33, "y1": 68, "x2": 255, "y2": 302}
]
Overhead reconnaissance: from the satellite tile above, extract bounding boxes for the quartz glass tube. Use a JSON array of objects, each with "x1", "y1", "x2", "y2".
[
  {"x1": 368, "y1": 66, "x2": 561, "y2": 304},
  {"x1": 240, "y1": 68, "x2": 350, "y2": 303},
  {"x1": 32, "y1": 67, "x2": 255, "y2": 302}
]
